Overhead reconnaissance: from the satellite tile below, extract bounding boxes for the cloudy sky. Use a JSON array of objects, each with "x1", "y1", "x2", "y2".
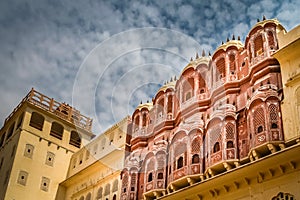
[{"x1": 0, "y1": 0, "x2": 299, "y2": 134}]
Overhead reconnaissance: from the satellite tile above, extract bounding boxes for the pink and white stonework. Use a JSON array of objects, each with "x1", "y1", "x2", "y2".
[{"x1": 121, "y1": 18, "x2": 285, "y2": 200}]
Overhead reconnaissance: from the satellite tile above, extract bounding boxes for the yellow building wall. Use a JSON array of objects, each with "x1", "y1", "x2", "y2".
[
  {"x1": 58, "y1": 117, "x2": 128, "y2": 200},
  {"x1": 274, "y1": 25, "x2": 300, "y2": 142}
]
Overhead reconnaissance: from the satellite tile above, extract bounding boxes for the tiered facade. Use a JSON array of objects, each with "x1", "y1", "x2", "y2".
[{"x1": 121, "y1": 18, "x2": 286, "y2": 200}]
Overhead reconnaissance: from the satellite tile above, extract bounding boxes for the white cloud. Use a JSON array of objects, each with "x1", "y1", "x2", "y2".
[{"x1": 0, "y1": 0, "x2": 299, "y2": 133}]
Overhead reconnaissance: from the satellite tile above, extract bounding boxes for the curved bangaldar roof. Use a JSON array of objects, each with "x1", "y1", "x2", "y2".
[
  {"x1": 248, "y1": 18, "x2": 285, "y2": 36},
  {"x1": 181, "y1": 55, "x2": 211, "y2": 75},
  {"x1": 135, "y1": 101, "x2": 153, "y2": 111},
  {"x1": 213, "y1": 39, "x2": 244, "y2": 55}
]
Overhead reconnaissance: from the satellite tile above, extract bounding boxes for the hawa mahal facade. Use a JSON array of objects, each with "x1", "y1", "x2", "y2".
[{"x1": 121, "y1": 18, "x2": 286, "y2": 200}]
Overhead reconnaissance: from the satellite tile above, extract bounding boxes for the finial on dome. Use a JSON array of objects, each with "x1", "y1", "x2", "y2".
[
  {"x1": 140, "y1": 100, "x2": 142, "y2": 104},
  {"x1": 226, "y1": 37, "x2": 229, "y2": 42},
  {"x1": 190, "y1": 57, "x2": 193, "y2": 61},
  {"x1": 257, "y1": 18, "x2": 260, "y2": 22},
  {"x1": 208, "y1": 51, "x2": 211, "y2": 56},
  {"x1": 222, "y1": 41, "x2": 224, "y2": 45},
  {"x1": 232, "y1": 34, "x2": 235, "y2": 40},
  {"x1": 263, "y1": 15, "x2": 266, "y2": 20},
  {"x1": 170, "y1": 77, "x2": 173, "y2": 82},
  {"x1": 174, "y1": 76, "x2": 177, "y2": 81},
  {"x1": 238, "y1": 36, "x2": 241, "y2": 41},
  {"x1": 202, "y1": 50, "x2": 206, "y2": 57},
  {"x1": 147, "y1": 100, "x2": 149, "y2": 103},
  {"x1": 195, "y1": 52, "x2": 199, "y2": 59}
]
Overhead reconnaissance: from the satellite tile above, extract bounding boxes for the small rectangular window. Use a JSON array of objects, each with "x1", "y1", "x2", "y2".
[
  {"x1": 17, "y1": 170, "x2": 28, "y2": 186},
  {"x1": 24, "y1": 144, "x2": 34, "y2": 159},
  {"x1": 40, "y1": 177, "x2": 50, "y2": 192},
  {"x1": 45, "y1": 152, "x2": 55, "y2": 166}
]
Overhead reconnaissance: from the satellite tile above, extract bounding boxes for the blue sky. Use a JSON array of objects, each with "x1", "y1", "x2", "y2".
[{"x1": 0, "y1": 0, "x2": 299, "y2": 134}]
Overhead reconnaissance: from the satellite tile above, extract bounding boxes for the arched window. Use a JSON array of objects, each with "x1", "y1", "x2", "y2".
[
  {"x1": 257, "y1": 125, "x2": 263, "y2": 133},
  {"x1": 130, "y1": 173, "x2": 136, "y2": 191},
  {"x1": 177, "y1": 156, "x2": 184, "y2": 169},
  {"x1": 271, "y1": 123, "x2": 278, "y2": 129},
  {"x1": 254, "y1": 107, "x2": 265, "y2": 134},
  {"x1": 271, "y1": 192, "x2": 295, "y2": 200},
  {"x1": 157, "y1": 172, "x2": 163, "y2": 179},
  {"x1": 268, "y1": 31, "x2": 275, "y2": 49},
  {"x1": 86, "y1": 193, "x2": 91, "y2": 200},
  {"x1": 269, "y1": 104, "x2": 279, "y2": 130},
  {"x1": 97, "y1": 187, "x2": 103, "y2": 199},
  {"x1": 7, "y1": 122, "x2": 15, "y2": 139},
  {"x1": 134, "y1": 115, "x2": 140, "y2": 129},
  {"x1": 148, "y1": 172, "x2": 153, "y2": 182},
  {"x1": 157, "y1": 99, "x2": 164, "y2": 118},
  {"x1": 79, "y1": 196, "x2": 84, "y2": 200},
  {"x1": 229, "y1": 54, "x2": 236, "y2": 73},
  {"x1": 69, "y1": 131, "x2": 81, "y2": 148},
  {"x1": 113, "y1": 195, "x2": 117, "y2": 200},
  {"x1": 122, "y1": 173, "x2": 128, "y2": 194},
  {"x1": 167, "y1": 95, "x2": 173, "y2": 113},
  {"x1": 192, "y1": 154, "x2": 200, "y2": 164},
  {"x1": 50, "y1": 122, "x2": 64, "y2": 140},
  {"x1": 227, "y1": 141, "x2": 234, "y2": 148},
  {"x1": 112, "y1": 179, "x2": 118, "y2": 192},
  {"x1": 104, "y1": 183, "x2": 110, "y2": 196},
  {"x1": 213, "y1": 142, "x2": 220, "y2": 153},
  {"x1": 216, "y1": 58, "x2": 225, "y2": 81},
  {"x1": 29, "y1": 112, "x2": 45, "y2": 131},
  {"x1": 142, "y1": 113, "x2": 147, "y2": 127},
  {"x1": 254, "y1": 35, "x2": 264, "y2": 56}
]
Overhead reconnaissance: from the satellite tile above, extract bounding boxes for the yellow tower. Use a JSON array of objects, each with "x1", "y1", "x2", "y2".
[
  {"x1": 273, "y1": 24, "x2": 300, "y2": 142},
  {"x1": 0, "y1": 89, "x2": 94, "y2": 200}
]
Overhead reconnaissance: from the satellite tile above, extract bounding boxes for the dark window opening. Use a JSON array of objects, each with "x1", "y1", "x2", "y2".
[
  {"x1": 69, "y1": 131, "x2": 81, "y2": 148},
  {"x1": 213, "y1": 142, "x2": 220, "y2": 153},
  {"x1": 29, "y1": 112, "x2": 45, "y2": 131},
  {"x1": 131, "y1": 187, "x2": 135, "y2": 191},
  {"x1": 227, "y1": 141, "x2": 234, "y2": 148},
  {"x1": 157, "y1": 172, "x2": 163, "y2": 179},
  {"x1": 177, "y1": 156, "x2": 184, "y2": 169},
  {"x1": 148, "y1": 172, "x2": 153, "y2": 182},
  {"x1": 192, "y1": 154, "x2": 200, "y2": 164},
  {"x1": 257, "y1": 126, "x2": 263, "y2": 133},
  {"x1": 50, "y1": 122, "x2": 64, "y2": 140},
  {"x1": 271, "y1": 123, "x2": 278, "y2": 129}
]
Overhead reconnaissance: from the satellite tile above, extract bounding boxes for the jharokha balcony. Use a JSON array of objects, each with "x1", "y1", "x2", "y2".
[{"x1": 5, "y1": 88, "x2": 92, "y2": 131}]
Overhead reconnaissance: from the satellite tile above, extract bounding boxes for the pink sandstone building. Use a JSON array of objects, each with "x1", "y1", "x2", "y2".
[{"x1": 121, "y1": 17, "x2": 289, "y2": 200}]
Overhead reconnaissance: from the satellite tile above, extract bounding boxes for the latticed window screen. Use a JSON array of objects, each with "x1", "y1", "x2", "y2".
[
  {"x1": 147, "y1": 159, "x2": 155, "y2": 172},
  {"x1": 229, "y1": 54, "x2": 236, "y2": 72},
  {"x1": 269, "y1": 104, "x2": 278, "y2": 121},
  {"x1": 225, "y1": 123, "x2": 235, "y2": 139},
  {"x1": 254, "y1": 107, "x2": 265, "y2": 133},
  {"x1": 157, "y1": 154, "x2": 165, "y2": 170},
  {"x1": 174, "y1": 143, "x2": 187, "y2": 157},
  {"x1": 254, "y1": 35, "x2": 264, "y2": 56},
  {"x1": 191, "y1": 137, "x2": 201, "y2": 154},
  {"x1": 216, "y1": 58, "x2": 225, "y2": 80},
  {"x1": 131, "y1": 174, "x2": 136, "y2": 186},
  {"x1": 268, "y1": 31, "x2": 275, "y2": 47},
  {"x1": 122, "y1": 174, "x2": 128, "y2": 192},
  {"x1": 210, "y1": 126, "x2": 221, "y2": 147}
]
